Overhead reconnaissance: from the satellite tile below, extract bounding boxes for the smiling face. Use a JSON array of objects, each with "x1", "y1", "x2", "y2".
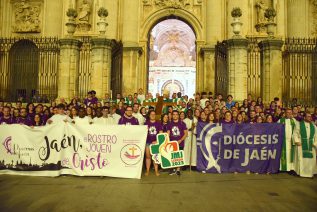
[
  {"x1": 172, "y1": 111, "x2": 179, "y2": 121},
  {"x1": 304, "y1": 113, "x2": 312, "y2": 123},
  {"x1": 20, "y1": 108, "x2": 27, "y2": 118},
  {"x1": 224, "y1": 112, "x2": 232, "y2": 122},
  {"x1": 125, "y1": 107, "x2": 133, "y2": 117},
  {"x1": 285, "y1": 109, "x2": 292, "y2": 119},
  {"x1": 102, "y1": 108, "x2": 109, "y2": 117},
  {"x1": 3, "y1": 107, "x2": 10, "y2": 117},
  {"x1": 200, "y1": 111, "x2": 207, "y2": 122},
  {"x1": 208, "y1": 113, "x2": 214, "y2": 122},
  {"x1": 149, "y1": 111, "x2": 156, "y2": 121},
  {"x1": 180, "y1": 112, "x2": 185, "y2": 120},
  {"x1": 162, "y1": 114, "x2": 169, "y2": 123},
  {"x1": 34, "y1": 114, "x2": 41, "y2": 123},
  {"x1": 266, "y1": 115, "x2": 273, "y2": 123}
]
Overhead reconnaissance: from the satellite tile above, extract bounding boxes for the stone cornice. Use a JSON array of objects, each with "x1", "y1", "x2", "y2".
[
  {"x1": 258, "y1": 39, "x2": 284, "y2": 51},
  {"x1": 59, "y1": 38, "x2": 82, "y2": 48},
  {"x1": 200, "y1": 46, "x2": 215, "y2": 56},
  {"x1": 123, "y1": 46, "x2": 143, "y2": 55},
  {"x1": 226, "y1": 38, "x2": 249, "y2": 48},
  {"x1": 91, "y1": 38, "x2": 115, "y2": 49}
]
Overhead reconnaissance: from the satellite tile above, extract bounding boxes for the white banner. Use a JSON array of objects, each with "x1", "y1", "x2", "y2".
[{"x1": 0, "y1": 123, "x2": 147, "y2": 179}]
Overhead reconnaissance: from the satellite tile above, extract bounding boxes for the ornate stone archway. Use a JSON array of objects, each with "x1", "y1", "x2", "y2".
[{"x1": 138, "y1": 8, "x2": 206, "y2": 96}]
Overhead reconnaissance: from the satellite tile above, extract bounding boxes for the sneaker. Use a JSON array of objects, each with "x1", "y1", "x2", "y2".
[
  {"x1": 169, "y1": 169, "x2": 177, "y2": 175},
  {"x1": 176, "y1": 171, "x2": 181, "y2": 176}
]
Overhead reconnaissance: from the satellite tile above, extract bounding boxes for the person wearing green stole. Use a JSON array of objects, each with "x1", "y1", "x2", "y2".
[
  {"x1": 294, "y1": 113, "x2": 317, "y2": 178},
  {"x1": 278, "y1": 108, "x2": 297, "y2": 172},
  {"x1": 115, "y1": 93, "x2": 122, "y2": 104},
  {"x1": 125, "y1": 95, "x2": 133, "y2": 106},
  {"x1": 143, "y1": 93, "x2": 152, "y2": 104}
]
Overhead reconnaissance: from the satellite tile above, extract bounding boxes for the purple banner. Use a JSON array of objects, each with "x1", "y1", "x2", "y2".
[{"x1": 196, "y1": 123, "x2": 284, "y2": 174}]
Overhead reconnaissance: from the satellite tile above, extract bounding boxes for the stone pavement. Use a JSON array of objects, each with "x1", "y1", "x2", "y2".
[{"x1": 0, "y1": 172, "x2": 316, "y2": 212}]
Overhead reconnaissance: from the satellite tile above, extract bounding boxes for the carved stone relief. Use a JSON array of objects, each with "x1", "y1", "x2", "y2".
[
  {"x1": 12, "y1": 0, "x2": 42, "y2": 33},
  {"x1": 141, "y1": 0, "x2": 203, "y2": 29}
]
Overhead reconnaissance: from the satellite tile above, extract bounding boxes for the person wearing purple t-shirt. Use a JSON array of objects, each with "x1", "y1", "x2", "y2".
[
  {"x1": 16, "y1": 108, "x2": 33, "y2": 126},
  {"x1": 118, "y1": 106, "x2": 139, "y2": 125},
  {"x1": 0, "y1": 106, "x2": 15, "y2": 124},
  {"x1": 167, "y1": 110, "x2": 188, "y2": 176},
  {"x1": 84, "y1": 91, "x2": 98, "y2": 106},
  {"x1": 144, "y1": 111, "x2": 163, "y2": 176},
  {"x1": 222, "y1": 111, "x2": 234, "y2": 124},
  {"x1": 33, "y1": 114, "x2": 45, "y2": 126},
  {"x1": 292, "y1": 106, "x2": 303, "y2": 121},
  {"x1": 161, "y1": 113, "x2": 169, "y2": 132}
]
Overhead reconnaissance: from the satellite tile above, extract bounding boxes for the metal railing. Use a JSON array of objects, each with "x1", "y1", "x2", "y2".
[{"x1": 282, "y1": 38, "x2": 317, "y2": 106}]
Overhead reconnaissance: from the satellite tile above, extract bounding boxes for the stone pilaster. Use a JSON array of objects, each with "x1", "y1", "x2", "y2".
[
  {"x1": 90, "y1": 38, "x2": 114, "y2": 98},
  {"x1": 200, "y1": 46, "x2": 216, "y2": 94},
  {"x1": 121, "y1": 46, "x2": 143, "y2": 95},
  {"x1": 259, "y1": 39, "x2": 284, "y2": 103},
  {"x1": 227, "y1": 38, "x2": 249, "y2": 102},
  {"x1": 58, "y1": 38, "x2": 82, "y2": 101}
]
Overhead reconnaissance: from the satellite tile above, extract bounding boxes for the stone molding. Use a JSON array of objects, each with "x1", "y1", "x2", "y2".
[{"x1": 258, "y1": 39, "x2": 284, "y2": 51}]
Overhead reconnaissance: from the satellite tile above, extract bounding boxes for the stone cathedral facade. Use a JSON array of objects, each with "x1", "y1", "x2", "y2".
[{"x1": 0, "y1": 0, "x2": 316, "y2": 105}]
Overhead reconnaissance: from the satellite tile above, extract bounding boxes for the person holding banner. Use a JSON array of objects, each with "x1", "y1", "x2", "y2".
[
  {"x1": 0, "y1": 106, "x2": 15, "y2": 124},
  {"x1": 293, "y1": 113, "x2": 317, "y2": 178},
  {"x1": 93, "y1": 107, "x2": 115, "y2": 125},
  {"x1": 167, "y1": 110, "x2": 188, "y2": 176},
  {"x1": 73, "y1": 108, "x2": 93, "y2": 125},
  {"x1": 110, "y1": 106, "x2": 121, "y2": 124},
  {"x1": 46, "y1": 104, "x2": 72, "y2": 125},
  {"x1": 118, "y1": 106, "x2": 139, "y2": 125},
  {"x1": 144, "y1": 111, "x2": 163, "y2": 176},
  {"x1": 16, "y1": 108, "x2": 33, "y2": 126},
  {"x1": 278, "y1": 108, "x2": 297, "y2": 173}
]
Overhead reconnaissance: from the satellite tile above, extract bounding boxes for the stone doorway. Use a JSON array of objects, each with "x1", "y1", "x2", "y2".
[
  {"x1": 147, "y1": 18, "x2": 196, "y2": 98},
  {"x1": 9, "y1": 40, "x2": 39, "y2": 102}
]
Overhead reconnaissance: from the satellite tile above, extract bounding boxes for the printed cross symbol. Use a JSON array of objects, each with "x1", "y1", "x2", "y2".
[
  {"x1": 150, "y1": 134, "x2": 166, "y2": 155},
  {"x1": 129, "y1": 146, "x2": 137, "y2": 156}
]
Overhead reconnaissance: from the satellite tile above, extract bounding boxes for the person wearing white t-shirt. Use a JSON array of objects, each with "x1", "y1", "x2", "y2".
[
  {"x1": 73, "y1": 108, "x2": 93, "y2": 125},
  {"x1": 93, "y1": 107, "x2": 115, "y2": 125},
  {"x1": 137, "y1": 88, "x2": 145, "y2": 104},
  {"x1": 200, "y1": 92, "x2": 208, "y2": 109},
  {"x1": 132, "y1": 103, "x2": 145, "y2": 125},
  {"x1": 46, "y1": 104, "x2": 72, "y2": 125},
  {"x1": 110, "y1": 106, "x2": 121, "y2": 124}
]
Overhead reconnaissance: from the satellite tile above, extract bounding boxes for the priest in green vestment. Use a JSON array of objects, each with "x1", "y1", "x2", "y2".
[{"x1": 294, "y1": 113, "x2": 317, "y2": 178}]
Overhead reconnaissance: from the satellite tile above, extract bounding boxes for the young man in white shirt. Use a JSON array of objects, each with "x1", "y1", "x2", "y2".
[
  {"x1": 47, "y1": 104, "x2": 72, "y2": 125},
  {"x1": 132, "y1": 103, "x2": 145, "y2": 125},
  {"x1": 72, "y1": 108, "x2": 93, "y2": 125},
  {"x1": 110, "y1": 106, "x2": 121, "y2": 124},
  {"x1": 93, "y1": 107, "x2": 115, "y2": 125}
]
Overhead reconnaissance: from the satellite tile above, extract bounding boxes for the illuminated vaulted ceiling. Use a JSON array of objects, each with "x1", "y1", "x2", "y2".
[{"x1": 150, "y1": 19, "x2": 196, "y2": 67}]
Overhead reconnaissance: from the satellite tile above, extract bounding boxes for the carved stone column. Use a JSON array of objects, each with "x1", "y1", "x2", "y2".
[
  {"x1": 90, "y1": 38, "x2": 114, "y2": 98},
  {"x1": 58, "y1": 39, "x2": 82, "y2": 101},
  {"x1": 259, "y1": 39, "x2": 284, "y2": 103},
  {"x1": 227, "y1": 38, "x2": 249, "y2": 101}
]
